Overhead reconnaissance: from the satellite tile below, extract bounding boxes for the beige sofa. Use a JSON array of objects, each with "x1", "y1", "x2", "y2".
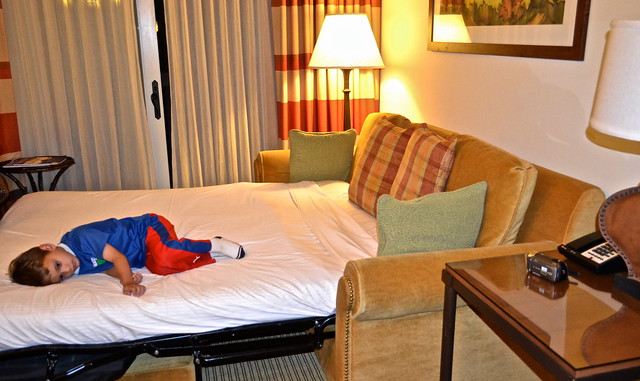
[{"x1": 254, "y1": 113, "x2": 606, "y2": 380}]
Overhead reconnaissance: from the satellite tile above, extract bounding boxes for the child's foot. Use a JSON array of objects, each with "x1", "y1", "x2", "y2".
[{"x1": 210, "y1": 236, "x2": 245, "y2": 259}]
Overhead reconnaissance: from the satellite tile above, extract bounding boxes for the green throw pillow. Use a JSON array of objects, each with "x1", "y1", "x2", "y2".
[
  {"x1": 376, "y1": 181, "x2": 488, "y2": 256},
  {"x1": 289, "y1": 129, "x2": 357, "y2": 182}
]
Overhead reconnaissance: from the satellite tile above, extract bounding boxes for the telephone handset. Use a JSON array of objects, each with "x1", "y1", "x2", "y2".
[{"x1": 557, "y1": 231, "x2": 627, "y2": 274}]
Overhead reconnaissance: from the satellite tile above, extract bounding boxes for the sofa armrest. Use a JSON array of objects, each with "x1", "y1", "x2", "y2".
[
  {"x1": 253, "y1": 150, "x2": 290, "y2": 183},
  {"x1": 340, "y1": 241, "x2": 558, "y2": 321}
]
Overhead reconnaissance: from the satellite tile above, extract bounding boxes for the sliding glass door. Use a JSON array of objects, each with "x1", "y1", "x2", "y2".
[
  {"x1": 4, "y1": 0, "x2": 277, "y2": 190},
  {"x1": 4, "y1": 0, "x2": 169, "y2": 190},
  {"x1": 136, "y1": 0, "x2": 170, "y2": 189}
]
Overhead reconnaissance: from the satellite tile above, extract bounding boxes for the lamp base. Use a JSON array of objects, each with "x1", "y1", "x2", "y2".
[{"x1": 613, "y1": 272, "x2": 640, "y2": 301}]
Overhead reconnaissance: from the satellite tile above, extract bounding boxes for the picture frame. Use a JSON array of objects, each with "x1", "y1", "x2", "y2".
[{"x1": 428, "y1": 0, "x2": 591, "y2": 61}]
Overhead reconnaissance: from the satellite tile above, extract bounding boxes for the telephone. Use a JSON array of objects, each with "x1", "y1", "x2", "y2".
[{"x1": 557, "y1": 231, "x2": 627, "y2": 274}]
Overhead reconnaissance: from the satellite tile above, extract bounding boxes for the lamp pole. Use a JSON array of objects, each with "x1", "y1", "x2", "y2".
[{"x1": 342, "y1": 68, "x2": 352, "y2": 131}]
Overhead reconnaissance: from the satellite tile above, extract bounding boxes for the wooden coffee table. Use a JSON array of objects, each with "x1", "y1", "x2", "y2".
[{"x1": 440, "y1": 251, "x2": 640, "y2": 381}]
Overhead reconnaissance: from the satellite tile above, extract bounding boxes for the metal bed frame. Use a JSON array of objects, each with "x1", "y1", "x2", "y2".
[{"x1": 0, "y1": 315, "x2": 335, "y2": 381}]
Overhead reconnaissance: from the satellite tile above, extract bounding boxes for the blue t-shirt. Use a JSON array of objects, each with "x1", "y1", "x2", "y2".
[{"x1": 60, "y1": 215, "x2": 151, "y2": 274}]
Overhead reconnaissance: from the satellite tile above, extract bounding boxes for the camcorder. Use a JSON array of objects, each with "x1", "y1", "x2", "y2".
[{"x1": 527, "y1": 252, "x2": 568, "y2": 283}]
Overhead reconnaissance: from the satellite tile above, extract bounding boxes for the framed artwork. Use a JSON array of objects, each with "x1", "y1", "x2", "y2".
[{"x1": 428, "y1": 0, "x2": 591, "y2": 60}]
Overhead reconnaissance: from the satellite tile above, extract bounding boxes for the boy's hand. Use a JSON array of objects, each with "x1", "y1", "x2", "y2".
[
  {"x1": 123, "y1": 283, "x2": 146, "y2": 297},
  {"x1": 132, "y1": 272, "x2": 143, "y2": 284},
  {"x1": 102, "y1": 244, "x2": 146, "y2": 297}
]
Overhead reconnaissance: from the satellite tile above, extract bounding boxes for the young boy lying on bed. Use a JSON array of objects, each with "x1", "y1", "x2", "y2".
[{"x1": 8, "y1": 213, "x2": 245, "y2": 297}]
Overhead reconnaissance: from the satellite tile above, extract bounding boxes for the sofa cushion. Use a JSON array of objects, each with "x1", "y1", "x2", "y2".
[
  {"x1": 376, "y1": 182, "x2": 487, "y2": 256},
  {"x1": 442, "y1": 134, "x2": 537, "y2": 246},
  {"x1": 389, "y1": 127, "x2": 457, "y2": 200},
  {"x1": 289, "y1": 129, "x2": 357, "y2": 182},
  {"x1": 348, "y1": 117, "x2": 417, "y2": 215},
  {"x1": 515, "y1": 165, "x2": 605, "y2": 244}
]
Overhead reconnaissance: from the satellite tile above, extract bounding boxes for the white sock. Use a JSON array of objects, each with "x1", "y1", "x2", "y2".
[{"x1": 210, "y1": 236, "x2": 245, "y2": 259}]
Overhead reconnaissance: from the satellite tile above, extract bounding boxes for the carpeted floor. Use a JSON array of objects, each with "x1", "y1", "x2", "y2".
[{"x1": 203, "y1": 352, "x2": 327, "y2": 381}]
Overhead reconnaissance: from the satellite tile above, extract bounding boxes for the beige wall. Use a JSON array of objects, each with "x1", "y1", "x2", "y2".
[{"x1": 380, "y1": 0, "x2": 640, "y2": 196}]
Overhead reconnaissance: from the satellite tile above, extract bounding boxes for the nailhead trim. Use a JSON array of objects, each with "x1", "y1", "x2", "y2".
[
  {"x1": 598, "y1": 186, "x2": 640, "y2": 280},
  {"x1": 344, "y1": 277, "x2": 354, "y2": 381}
]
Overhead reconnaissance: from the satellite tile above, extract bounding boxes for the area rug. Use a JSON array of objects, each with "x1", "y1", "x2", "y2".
[{"x1": 203, "y1": 352, "x2": 327, "y2": 381}]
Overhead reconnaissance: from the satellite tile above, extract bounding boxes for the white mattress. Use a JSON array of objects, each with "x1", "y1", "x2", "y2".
[{"x1": 0, "y1": 181, "x2": 377, "y2": 351}]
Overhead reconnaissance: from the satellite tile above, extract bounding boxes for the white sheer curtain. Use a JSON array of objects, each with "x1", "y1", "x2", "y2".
[
  {"x1": 163, "y1": 0, "x2": 278, "y2": 187},
  {"x1": 3, "y1": 0, "x2": 156, "y2": 191}
]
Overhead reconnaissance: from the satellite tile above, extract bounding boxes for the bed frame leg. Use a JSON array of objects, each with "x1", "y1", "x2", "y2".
[
  {"x1": 193, "y1": 350, "x2": 203, "y2": 381},
  {"x1": 46, "y1": 352, "x2": 59, "y2": 381}
]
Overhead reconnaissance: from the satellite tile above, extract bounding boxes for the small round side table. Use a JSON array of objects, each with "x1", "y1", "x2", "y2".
[{"x1": 0, "y1": 156, "x2": 75, "y2": 194}]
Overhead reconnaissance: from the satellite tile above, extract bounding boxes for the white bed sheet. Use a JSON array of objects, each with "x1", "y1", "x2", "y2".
[{"x1": 0, "y1": 181, "x2": 377, "y2": 351}]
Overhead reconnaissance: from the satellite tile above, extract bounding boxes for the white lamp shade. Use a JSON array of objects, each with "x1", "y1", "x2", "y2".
[
  {"x1": 308, "y1": 14, "x2": 384, "y2": 69},
  {"x1": 590, "y1": 20, "x2": 640, "y2": 142}
]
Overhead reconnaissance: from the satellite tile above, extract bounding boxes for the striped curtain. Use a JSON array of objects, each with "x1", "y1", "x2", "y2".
[
  {"x1": 0, "y1": 1, "x2": 20, "y2": 162},
  {"x1": 271, "y1": 0, "x2": 382, "y2": 146}
]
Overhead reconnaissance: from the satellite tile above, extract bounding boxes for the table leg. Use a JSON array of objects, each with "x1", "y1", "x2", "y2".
[
  {"x1": 440, "y1": 283, "x2": 458, "y2": 381},
  {"x1": 1, "y1": 172, "x2": 28, "y2": 194},
  {"x1": 37, "y1": 171, "x2": 44, "y2": 191},
  {"x1": 49, "y1": 166, "x2": 72, "y2": 191},
  {"x1": 26, "y1": 173, "x2": 38, "y2": 192}
]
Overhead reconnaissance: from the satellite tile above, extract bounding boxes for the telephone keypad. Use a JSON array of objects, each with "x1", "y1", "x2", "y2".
[{"x1": 583, "y1": 242, "x2": 617, "y2": 264}]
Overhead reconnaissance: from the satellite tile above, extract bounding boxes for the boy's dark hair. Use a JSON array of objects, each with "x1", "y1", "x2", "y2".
[{"x1": 8, "y1": 247, "x2": 50, "y2": 286}]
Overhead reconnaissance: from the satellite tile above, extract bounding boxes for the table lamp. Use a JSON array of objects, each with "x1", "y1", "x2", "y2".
[
  {"x1": 589, "y1": 20, "x2": 640, "y2": 299},
  {"x1": 308, "y1": 14, "x2": 384, "y2": 131}
]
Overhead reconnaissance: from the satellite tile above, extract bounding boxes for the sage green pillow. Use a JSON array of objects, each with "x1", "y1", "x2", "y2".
[
  {"x1": 376, "y1": 181, "x2": 488, "y2": 256},
  {"x1": 289, "y1": 129, "x2": 357, "y2": 182}
]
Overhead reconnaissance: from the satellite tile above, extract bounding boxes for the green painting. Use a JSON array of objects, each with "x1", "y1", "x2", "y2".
[{"x1": 440, "y1": 0, "x2": 566, "y2": 26}]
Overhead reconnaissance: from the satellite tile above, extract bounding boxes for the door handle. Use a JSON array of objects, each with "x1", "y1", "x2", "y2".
[{"x1": 151, "y1": 80, "x2": 161, "y2": 119}]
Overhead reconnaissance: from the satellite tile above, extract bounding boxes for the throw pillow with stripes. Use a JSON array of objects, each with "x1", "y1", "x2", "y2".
[
  {"x1": 348, "y1": 116, "x2": 417, "y2": 216},
  {"x1": 389, "y1": 126, "x2": 457, "y2": 200}
]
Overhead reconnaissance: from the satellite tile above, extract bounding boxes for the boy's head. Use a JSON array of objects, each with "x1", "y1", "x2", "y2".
[{"x1": 9, "y1": 244, "x2": 79, "y2": 286}]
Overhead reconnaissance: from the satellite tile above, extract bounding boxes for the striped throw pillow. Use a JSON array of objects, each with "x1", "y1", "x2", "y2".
[
  {"x1": 348, "y1": 117, "x2": 417, "y2": 215},
  {"x1": 389, "y1": 127, "x2": 457, "y2": 200}
]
